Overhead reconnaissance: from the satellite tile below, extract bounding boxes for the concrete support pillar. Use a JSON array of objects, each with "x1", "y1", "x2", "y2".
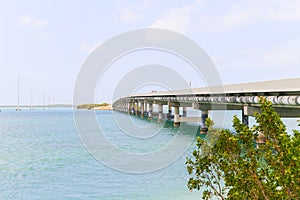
[
  {"x1": 158, "y1": 104, "x2": 163, "y2": 122},
  {"x1": 148, "y1": 103, "x2": 153, "y2": 120},
  {"x1": 242, "y1": 114, "x2": 249, "y2": 126},
  {"x1": 200, "y1": 110, "x2": 208, "y2": 133},
  {"x1": 256, "y1": 132, "x2": 266, "y2": 148},
  {"x1": 174, "y1": 106, "x2": 180, "y2": 127},
  {"x1": 242, "y1": 106, "x2": 249, "y2": 126},
  {"x1": 167, "y1": 102, "x2": 172, "y2": 119},
  {"x1": 140, "y1": 101, "x2": 144, "y2": 118},
  {"x1": 127, "y1": 102, "x2": 131, "y2": 114},
  {"x1": 130, "y1": 101, "x2": 135, "y2": 115},
  {"x1": 134, "y1": 102, "x2": 138, "y2": 116},
  {"x1": 182, "y1": 107, "x2": 187, "y2": 117}
]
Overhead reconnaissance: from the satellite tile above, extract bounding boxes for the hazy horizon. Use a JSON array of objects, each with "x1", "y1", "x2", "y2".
[{"x1": 1, "y1": 0, "x2": 300, "y2": 105}]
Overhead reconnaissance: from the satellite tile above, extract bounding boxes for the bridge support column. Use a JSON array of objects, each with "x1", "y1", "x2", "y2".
[
  {"x1": 127, "y1": 102, "x2": 131, "y2": 114},
  {"x1": 200, "y1": 110, "x2": 208, "y2": 133},
  {"x1": 167, "y1": 102, "x2": 172, "y2": 119},
  {"x1": 242, "y1": 106, "x2": 249, "y2": 126},
  {"x1": 148, "y1": 103, "x2": 153, "y2": 120},
  {"x1": 174, "y1": 106, "x2": 180, "y2": 127},
  {"x1": 256, "y1": 132, "x2": 266, "y2": 148},
  {"x1": 158, "y1": 104, "x2": 163, "y2": 122},
  {"x1": 130, "y1": 101, "x2": 135, "y2": 115},
  {"x1": 134, "y1": 102, "x2": 138, "y2": 116},
  {"x1": 182, "y1": 107, "x2": 187, "y2": 117},
  {"x1": 140, "y1": 101, "x2": 144, "y2": 118}
]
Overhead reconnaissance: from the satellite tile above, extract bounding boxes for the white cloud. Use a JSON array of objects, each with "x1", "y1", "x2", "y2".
[
  {"x1": 212, "y1": 39, "x2": 300, "y2": 70},
  {"x1": 18, "y1": 15, "x2": 48, "y2": 28},
  {"x1": 149, "y1": 0, "x2": 300, "y2": 33},
  {"x1": 139, "y1": 2, "x2": 152, "y2": 10},
  {"x1": 198, "y1": 10, "x2": 258, "y2": 31},
  {"x1": 80, "y1": 41, "x2": 103, "y2": 53},
  {"x1": 151, "y1": 0, "x2": 202, "y2": 33},
  {"x1": 19, "y1": 15, "x2": 33, "y2": 27},
  {"x1": 119, "y1": 7, "x2": 143, "y2": 23},
  {"x1": 18, "y1": 15, "x2": 49, "y2": 41},
  {"x1": 197, "y1": 0, "x2": 300, "y2": 31},
  {"x1": 263, "y1": 0, "x2": 300, "y2": 21},
  {"x1": 151, "y1": 8, "x2": 191, "y2": 33},
  {"x1": 261, "y1": 39, "x2": 300, "y2": 68},
  {"x1": 117, "y1": 2, "x2": 153, "y2": 24}
]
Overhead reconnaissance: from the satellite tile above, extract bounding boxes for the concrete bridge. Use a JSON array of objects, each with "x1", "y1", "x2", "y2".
[{"x1": 112, "y1": 78, "x2": 300, "y2": 132}]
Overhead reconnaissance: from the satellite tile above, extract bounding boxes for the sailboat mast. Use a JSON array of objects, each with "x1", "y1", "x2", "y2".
[
  {"x1": 18, "y1": 77, "x2": 20, "y2": 110},
  {"x1": 17, "y1": 76, "x2": 21, "y2": 111},
  {"x1": 43, "y1": 94, "x2": 45, "y2": 110},
  {"x1": 30, "y1": 89, "x2": 33, "y2": 110}
]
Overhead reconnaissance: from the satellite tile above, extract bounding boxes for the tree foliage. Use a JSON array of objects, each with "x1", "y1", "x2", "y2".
[{"x1": 186, "y1": 97, "x2": 300, "y2": 199}]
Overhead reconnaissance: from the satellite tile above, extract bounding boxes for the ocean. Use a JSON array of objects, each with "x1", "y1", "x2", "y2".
[{"x1": 0, "y1": 108, "x2": 299, "y2": 199}]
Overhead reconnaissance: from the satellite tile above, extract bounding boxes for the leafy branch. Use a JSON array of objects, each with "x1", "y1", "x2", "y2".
[{"x1": 186, "y1": 97, "x2": 300, "y2": 199}]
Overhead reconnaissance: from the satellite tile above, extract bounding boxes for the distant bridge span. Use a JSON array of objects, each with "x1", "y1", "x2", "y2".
[{"x1": 113, "y1": 78, "x2": 300, "y2": 131}]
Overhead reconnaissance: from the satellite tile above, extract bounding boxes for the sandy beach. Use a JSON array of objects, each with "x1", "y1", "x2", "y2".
[{"x1": 91, "y1": 104, "x2": 113, "y2": 110}]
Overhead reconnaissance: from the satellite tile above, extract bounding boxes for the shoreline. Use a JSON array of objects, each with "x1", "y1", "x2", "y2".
[{"x1": 91, "y1": 105, "x2": 113, "y2": 110}]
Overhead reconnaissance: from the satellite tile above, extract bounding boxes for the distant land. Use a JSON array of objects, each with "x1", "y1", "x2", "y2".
[
  {"x1": 0, "y1": 104, "x2": 74, "y2": 108},
  {"x1": 0, "y1": 103, "x2": 113, "y2": 110},
  {"x1": 76, "y1": 103, "x2": 113, "y2": 110}
]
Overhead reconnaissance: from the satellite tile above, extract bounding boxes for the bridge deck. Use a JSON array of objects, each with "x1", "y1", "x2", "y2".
[{"x1": 130, "y1": 78, "x2": 300, "y2": 97}]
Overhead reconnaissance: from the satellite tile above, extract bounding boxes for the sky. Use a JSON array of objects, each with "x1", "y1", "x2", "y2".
[{"x1": 1, "y1": 0, "x2": 300, "y2": 105}]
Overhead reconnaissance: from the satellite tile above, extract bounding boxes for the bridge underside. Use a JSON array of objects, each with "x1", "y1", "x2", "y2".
[
  {"x1": 113, "y1": 78, "x2": 300, "y2": 131},
  {"x1": 113, "y1": 94, "x2": 300, "y2": 133}
]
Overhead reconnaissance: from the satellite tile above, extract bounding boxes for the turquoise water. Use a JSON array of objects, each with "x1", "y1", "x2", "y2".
[
  {"x1": 0, "y1": 109, "x2": 299, "y2": 200},
  {"x1": 0, "y1": 109, "x2": 201, "y2": 200}
]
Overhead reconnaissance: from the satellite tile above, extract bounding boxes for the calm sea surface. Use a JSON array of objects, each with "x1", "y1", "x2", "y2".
[{"x1": 0, "y1": 108, "x2": 299, "y2": 200}]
